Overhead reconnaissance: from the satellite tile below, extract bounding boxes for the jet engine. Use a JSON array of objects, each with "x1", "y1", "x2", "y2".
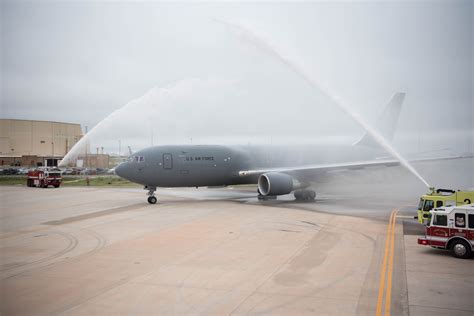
[{"x1": 258, "y1": 172, "x2": 300, "y2": 196}]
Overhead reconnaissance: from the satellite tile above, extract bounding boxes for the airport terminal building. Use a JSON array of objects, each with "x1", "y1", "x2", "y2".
[{"x1": 0, "y1": 119, "x2": 109, "y2": 168}]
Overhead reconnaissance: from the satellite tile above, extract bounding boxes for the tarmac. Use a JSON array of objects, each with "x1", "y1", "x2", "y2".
[{"x1": 0, "y1": 177, "x2": 473, "y2": 315}]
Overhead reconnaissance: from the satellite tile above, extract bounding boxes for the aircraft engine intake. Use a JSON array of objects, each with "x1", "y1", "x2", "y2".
[{"x1": 258, "y1": 172, "x2": 300, "y2": 196}]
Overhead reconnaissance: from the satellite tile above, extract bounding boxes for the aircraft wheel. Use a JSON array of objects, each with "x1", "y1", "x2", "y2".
[
  {"x1": 147, "y1": 196, "x2": 157, "y2": 204},
  {"x1": 450, "y1": 239, "x2": 472, "y2": 259},
  {"x1": 294, "y1": 191, "x2": 303, "y2": 200},
  {"x1": 294, "y1": 190, "x2": 316, "y2": 201},
  {"x1": 258, "y1": 195, "x2": 276, "y2": 201}
]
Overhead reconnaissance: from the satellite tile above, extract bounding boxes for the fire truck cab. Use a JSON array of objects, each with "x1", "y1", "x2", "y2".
[
  {"x1": 27, "y1": 167, "x2": 62, "y2": 188},
  {"x1": 417, "y1": 188, "x2": 474, "y2": 224},
  {"x1": 418, "y1": 204, "x2": 474, "y2": 258}
]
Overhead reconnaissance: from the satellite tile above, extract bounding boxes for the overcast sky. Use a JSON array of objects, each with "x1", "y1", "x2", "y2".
[{"x1": 1, "y1": 1, "x2": 472, "y2": 154}]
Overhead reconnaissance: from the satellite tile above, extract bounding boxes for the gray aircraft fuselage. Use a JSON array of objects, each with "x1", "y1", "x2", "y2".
[
  {"x1": 115, "y1": 144, "x2": 377, "y2": 188},
  {"x1": 112, "y1": 92, "x2": 404, "y2": 192}
]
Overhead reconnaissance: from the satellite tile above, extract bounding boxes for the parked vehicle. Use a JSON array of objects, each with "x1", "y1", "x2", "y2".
[
  {"x1": 418, "y1": 204, "x2": 474, "y2": 258},
  {"x1": 17, "y1": 168, "x2": 30, "y2": 175},
  {"x1": 96, "y1": 168, "x2": 108, "y2": 175},
  {"x1": 80, "y1": 168, "x2": 97, "y2": 175},
  {"x1": 417, "y1": 187, "x2": 474, "y2": 223},
  {"x1": 62, "y1": 168, "x2": 75, "y2": 175},
  {"x1": 1, "y1": 168, "x2": 19, "y2": 175},
  {"x1": 27, "y1": 167, "x2": 62, "y2": 188}
]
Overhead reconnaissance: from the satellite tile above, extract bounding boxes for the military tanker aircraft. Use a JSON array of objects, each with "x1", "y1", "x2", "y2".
[{"x1": 115, "y1": 93, "x2": 419, "y2": 204}]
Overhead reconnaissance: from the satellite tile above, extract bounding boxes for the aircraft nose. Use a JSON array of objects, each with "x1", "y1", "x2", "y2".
[{"x1": 115, "y1": 162, "x2": 130, "y2": 179}]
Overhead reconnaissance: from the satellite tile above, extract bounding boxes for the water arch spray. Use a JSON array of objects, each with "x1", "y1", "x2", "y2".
[{"x1": 218, "y1": 19, "x2": 430, "y2": 188}]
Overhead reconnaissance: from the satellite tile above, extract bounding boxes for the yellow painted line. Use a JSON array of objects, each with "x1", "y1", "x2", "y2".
[
  {"x1": 375, "y1": 210, "x2": 395, "y2": 316},
  {"x1": 375, "y1": 209, "x2": 399, "y2": 316},
  {"x1": 385, "y1": 209, "x2": 399, "y2": 316}
]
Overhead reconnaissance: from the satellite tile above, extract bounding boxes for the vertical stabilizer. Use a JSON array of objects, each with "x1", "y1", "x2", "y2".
[{"x1": 354, "y1": 92, "x2": 405, "y2": 147}]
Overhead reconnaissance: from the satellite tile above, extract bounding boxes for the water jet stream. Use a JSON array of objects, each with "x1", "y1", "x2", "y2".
[
  {"x1": 218, "y1": 19, "x2": 431, "y2": 188},
  {"x1": 59, "y1": 85, "x2": 169, "y2": 167},
  {"x1": 59, "y1": 78, "x2": 237, "y2": 167}
]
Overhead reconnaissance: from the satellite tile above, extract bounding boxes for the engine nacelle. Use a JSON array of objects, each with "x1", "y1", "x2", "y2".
[{"x1": 258, "y1": 172, "x2": 300, "y2": 196}]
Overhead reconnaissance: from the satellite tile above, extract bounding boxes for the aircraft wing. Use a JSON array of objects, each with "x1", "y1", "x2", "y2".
[{"x1": 238, "y1": 154, "x2": 473, "y2": 179}]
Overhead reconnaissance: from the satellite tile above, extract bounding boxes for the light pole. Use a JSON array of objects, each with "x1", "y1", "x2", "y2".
[{"x1": 51, "y1": 142, "x2": 55, "y2": 166}]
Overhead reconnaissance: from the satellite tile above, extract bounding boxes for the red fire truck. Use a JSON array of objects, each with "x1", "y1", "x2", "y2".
[
  {"x1": 27, "y1": 167, "x2": 62, "y2": 188},
  {"x1": 418, "y1": 204, "x2": 474, "y2": 258}
]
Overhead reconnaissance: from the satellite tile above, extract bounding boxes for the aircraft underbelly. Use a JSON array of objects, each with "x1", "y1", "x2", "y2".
[{"x1": 154, "y1": 168, "x2": 232, "y2": 187}]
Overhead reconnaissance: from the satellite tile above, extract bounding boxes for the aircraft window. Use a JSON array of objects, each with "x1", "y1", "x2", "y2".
[
  {"x1": 433, "y1": 214, "x2": 447, "y2": 226},
  {"x1": 455, "y1": 213, "x2": 466, "y2": 228},
  {"x1": 132, "y1": 156, "x2": 145, "y2": 163}
]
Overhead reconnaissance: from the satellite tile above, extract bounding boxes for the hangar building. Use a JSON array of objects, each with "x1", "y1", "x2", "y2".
[{"x1": 0, "y1": 119, "x2": 109, "y2": 168}]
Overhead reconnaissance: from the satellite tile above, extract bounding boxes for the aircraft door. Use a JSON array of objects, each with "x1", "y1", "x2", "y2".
[{"x1": 163, "y1": 153, "x2": 173, "y2": 169}]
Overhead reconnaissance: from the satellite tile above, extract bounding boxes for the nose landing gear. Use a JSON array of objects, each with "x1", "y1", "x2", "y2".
[
  {"x1": 146, "y1": 186, "x2": 157, "y2": 204},
  {"x1": 147, "y1": 196, "x2": 157, "y2": 204}
]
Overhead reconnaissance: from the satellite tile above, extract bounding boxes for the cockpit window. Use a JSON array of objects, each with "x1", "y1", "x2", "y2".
[{"x1": 130, "y1": 156, "x2": 145, "y2": 163}]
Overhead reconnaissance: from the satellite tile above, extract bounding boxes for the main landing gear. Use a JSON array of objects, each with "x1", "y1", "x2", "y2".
[
  {"x1": 257, "y1": 189, "x2": 277, "y2": 201},
  {"x1": 256, "y1": 189, "x2": 316, "y2": 202},
  {"x1": 146, "y1": 186, "x2": 157, "y2": 204},
  {"x1": 294, "y1": 190, "x2": 316, "y2": 202}
]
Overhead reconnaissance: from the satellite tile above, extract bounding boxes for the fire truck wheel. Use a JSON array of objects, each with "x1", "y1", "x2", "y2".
[
  {"x1": 54, "y1": 184, "x2": 60, "y2": 188},
  {"x1": 450, "y1": 239, "x2": 472, "y2": 259}
]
